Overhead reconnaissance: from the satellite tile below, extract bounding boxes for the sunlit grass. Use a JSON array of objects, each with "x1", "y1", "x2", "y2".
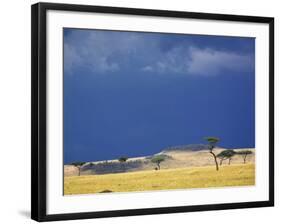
[{"x1": 64, "y1": 163, "x2": 255, "y2": 195}]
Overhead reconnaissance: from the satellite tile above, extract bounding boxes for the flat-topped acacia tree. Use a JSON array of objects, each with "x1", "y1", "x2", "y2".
[
  {"x1": 118, "y1": 157, "x2": 128, "y2": 163},
  {"x1": 71, "y1": 161, "x2": 86, "y2": 176},
  {"x1": 118, "y1": 157, "x2": 128, "y2": 172},
  {"x1": 151, "y1": 155, "x2": 166, "y2": 170},
  {"x1": 204, "y1": 137, "x2": 220, "y2": 171},
  {"x1": 236, "y1": 150, "x2": 253, "y2": 164},
  {"x1": 217, "y1": 149, "x2": 236, "y2": 165}
]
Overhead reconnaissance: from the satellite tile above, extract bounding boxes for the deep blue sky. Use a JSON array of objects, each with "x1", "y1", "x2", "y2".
[{"x1": 63, "y1": 28, "x2": 255, "y2": 164}]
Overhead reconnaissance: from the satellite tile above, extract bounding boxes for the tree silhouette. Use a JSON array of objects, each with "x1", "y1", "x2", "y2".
[
  {"x1": 71, "y1": 162, "x2": 86, "y2": 176},
  {"x1": 217, "y1": 150, "x2": 236, "y2": 165},
  {"x1": 204, "y1": 137, "x2": 220, "y2": 171},
  {"x1": 118, "y1": 157, "x2": 128, "y2": 163},
  {"x1": 118, "y1": 157, "x2": 128, "y2": 172},
  {"x1": 236, "y1": 150, "x2": 253, "y2": 163},
  {"x1": 151, "y1": 155, "x2": 166, "y2": 170}
]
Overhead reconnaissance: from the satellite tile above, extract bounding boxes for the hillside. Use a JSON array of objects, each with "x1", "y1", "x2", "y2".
[
  {"x1": 160, "y1": 144, "x2": 215, "y2": 152},
  {"x1": 64, "y1": 147, "x2": 255, "y2": 176}
]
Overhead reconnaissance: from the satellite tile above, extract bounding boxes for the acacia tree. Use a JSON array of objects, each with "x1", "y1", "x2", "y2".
[
  {"x1": 217, "y1": 150, "x2": 236, "y2": 165},
  {"x1": 118, "y1": 157, "x2": 128, "y2": 171},
  {"x1": 88, "y1": 162, "x2": 95, "y2": 174},
  {"x1": 71, "y1": 162, "x2": 86, "y2": 176},
  {"x1": 236, "y1": 150, "x2": 253, "y2": 163},
  {"x1": 204, "y1": 137, "x2": 220, "y2": 171},
  {"x1": 151, "y1": 155, "x2": 165, "y2": 170},
  {"x1": 118, "y1": 157, "x2": 128, "y2": 163}
]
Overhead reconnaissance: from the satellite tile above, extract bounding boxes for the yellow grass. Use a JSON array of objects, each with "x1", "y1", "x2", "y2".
[{"x1": 64, "y1": 163, "x2": 255, "y2": 195}]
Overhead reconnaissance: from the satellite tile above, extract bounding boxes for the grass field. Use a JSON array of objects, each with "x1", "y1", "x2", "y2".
[{"x1": 64, "y1": 163, "x2": 255, "y2": 195}]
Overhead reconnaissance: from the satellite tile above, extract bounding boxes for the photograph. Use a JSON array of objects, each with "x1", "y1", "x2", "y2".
[{"x1": 63, "y1": 28, "x2": 256, "y2": 195}]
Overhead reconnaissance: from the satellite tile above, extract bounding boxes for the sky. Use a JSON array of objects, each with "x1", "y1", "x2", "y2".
[{"x1": 63, "y1": 28, "x2": 255, "y2": 164}]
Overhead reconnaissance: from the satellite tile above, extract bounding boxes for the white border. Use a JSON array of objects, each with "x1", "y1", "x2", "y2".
[{"x1": 46, "y1": 10, "x2": 269, "y2": 215}]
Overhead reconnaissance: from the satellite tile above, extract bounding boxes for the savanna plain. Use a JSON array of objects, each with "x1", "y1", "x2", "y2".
[{"x1": 64, "y1": 146, "x2": 255, "y2": 195}]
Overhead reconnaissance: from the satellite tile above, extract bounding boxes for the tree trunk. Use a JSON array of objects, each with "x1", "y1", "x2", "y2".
[
  {"x1": 228, "y1": 158, "x2": 231, "y2": 165},
  {"x1": 157, "y1": 163, "x2": 160, "y2": 170},
  {"x1": 220, "y1": 158, "x2": 223, "y2": 166},
  {"x1": 210, "y1": 151, "x2": 219, "y2": 171},
  {"x1": 243, "y1": 154, "x2": 247, "y2": 164},
  {"x1": 78, "y1": 167, "x2": 81, "y2": 176}
]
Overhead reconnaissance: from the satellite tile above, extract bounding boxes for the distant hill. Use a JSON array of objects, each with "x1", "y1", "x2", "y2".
[
  {"x1": 160, "y1": 144, "x2": 219, "y2": 153},
  {"x1": 64, "y1": 147, "x2": 255, "y2": 176}
]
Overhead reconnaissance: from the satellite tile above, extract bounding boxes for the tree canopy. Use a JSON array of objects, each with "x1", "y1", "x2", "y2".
[
  {"x1": 217, "y1": 150, "x2": 236, "y2": 158},
  {"x1": 151, "y1": 155, "x2": 166, "y2": 163},
  {"x1": 118, "y1": 157, "x2": 128, "y2": 163},
  {"x1": 71, "y1": 161, "x2": 86, "y2": 167},
  {"x1": 236, "y1": 150, "x2": 253, "y2": 155},
  {"x1": 204, "y1": 137, "x2": 220, "y2": 144}
]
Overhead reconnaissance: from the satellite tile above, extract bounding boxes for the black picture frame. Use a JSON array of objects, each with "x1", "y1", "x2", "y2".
[{"x1": 31, "y1": 2, "x2": 274, "y2": 222}]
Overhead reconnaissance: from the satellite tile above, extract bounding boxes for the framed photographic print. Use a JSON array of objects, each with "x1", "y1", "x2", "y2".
[{"x1": 31, "y1": 2, "x2": 274, "y2": 222}]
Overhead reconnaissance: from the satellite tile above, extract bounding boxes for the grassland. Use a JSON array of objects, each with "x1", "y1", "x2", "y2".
[{"x1": 64, "y1": 163, "x2": 255, "y2": 195}]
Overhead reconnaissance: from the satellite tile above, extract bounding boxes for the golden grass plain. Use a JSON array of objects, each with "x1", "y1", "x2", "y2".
[{"x1": 64, "y1": 163, "x2": 255, "y2": 195}]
